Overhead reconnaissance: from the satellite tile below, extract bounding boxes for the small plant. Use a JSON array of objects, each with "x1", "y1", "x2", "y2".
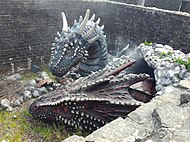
[
  {"x1": 144, "y1": 41, "x2": 153, "y2": 46},
  {"x1": 159, "y1": 51, "x2": 173, "y2": 59},
  {"x1": 175, "y1": 57, "x2": 190, "y2": 71}
]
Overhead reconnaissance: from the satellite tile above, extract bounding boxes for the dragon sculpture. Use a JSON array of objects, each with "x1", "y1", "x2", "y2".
[
  {"x1": 29, "y1": 9, "x2": 155, "y2": 132},
  {"x1": 49, "y1": 9, "x2": 108, "y2": 77}
]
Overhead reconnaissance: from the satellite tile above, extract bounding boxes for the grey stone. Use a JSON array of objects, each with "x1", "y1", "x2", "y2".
[
  {"x1": 14, "y1": 99, "x2": 22, "y2": 106},
  {"x1": 38, "y1": 71, "x2": 50, "y2": 79},
  {"x1": 37, "y1": 87, "x2": 48, "y2": 95},
  {"x1": 32, "y1": 90, "x2": 40, "y2": 98},
  {"x1": 53, "y1": 83, "x2": 62, "y2": 88},
  {"x1": 17, "y1": 96, "x2": 24, "y2": 103},
  {"x1": 23, "y1": 90, "x2": 32, "y2": 100},
  {"x1": 28, "y1": 80, "x2": 37, "y2": 86},
  {"x1": 85, "y1": 117, "x2": 140, "y2": 142},
  {"x1": 178, "y1": 79, "x2": 190, "y2": 89},
  {"x1": 25, "y1": 86, "x2": 36, "y2": 92},
  {"x1": 0, "y1": 98, "x2": 11, "y2": 109},
  {"x1": 6, "y1": 106, "x2": 13, "y2": 112},
  {"x1": 46, "y1": 86, "x2": 54, "y2": 91},
  {"x1": 6, "y1": 73, "x2": 21, "y2": 80},
  {"x1": 63, "y1": 135, "x2": 85, "y2": 142},
  {"x1": 180, "y1": 93, "x2": 190, "y2": 105},
  {"x1": 154, "y1": 44, "x2": 164, "y2": 48},
  {"x1": 171, "y1": 130, "x2": 190, "y2": 142}
]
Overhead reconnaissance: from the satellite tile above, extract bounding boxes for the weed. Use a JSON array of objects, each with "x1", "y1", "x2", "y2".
[{"x1": 144, "y1": 41, "x2": 153, "y2": 46}]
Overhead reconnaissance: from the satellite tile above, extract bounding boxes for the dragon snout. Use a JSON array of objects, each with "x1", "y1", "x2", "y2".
[{"x1": 29, "y1": 101, "x2": 40, "y2": 116}]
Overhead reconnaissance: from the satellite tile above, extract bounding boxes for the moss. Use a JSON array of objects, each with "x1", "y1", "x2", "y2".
[
  {"x1": 144, "y1": 41, "x2": 153, "y2": 46},
  {"x1": 175, "y1": 57, "x2": 190, "y2": 71}
]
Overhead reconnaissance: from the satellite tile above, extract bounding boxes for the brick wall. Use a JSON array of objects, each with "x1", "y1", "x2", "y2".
[
  {"x1": 0, "y1": 0, "x2": 190, "y2": 74},
  {"x1": 110, "y1": 0, "x2": 190, "y2": 12}
]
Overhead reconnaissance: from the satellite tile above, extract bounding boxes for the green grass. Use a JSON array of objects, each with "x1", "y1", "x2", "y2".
[
  {"x1": 21, "y1": 66, "x2": 56, "y2": 81},
  {"x1": 175, "y1": 57, "x2": 190, "y2": 71},
  {"x1": 0, "y1": 105, "x2": 89, "y2": 142}
]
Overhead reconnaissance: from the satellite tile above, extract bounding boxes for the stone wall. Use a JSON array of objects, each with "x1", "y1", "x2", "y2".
[
  {"x1": 110, "y1": 0, "x2": 190, "y2": 12},
  {"x1": 0, "y1": 0, "x2": 190, "y2": 74}
]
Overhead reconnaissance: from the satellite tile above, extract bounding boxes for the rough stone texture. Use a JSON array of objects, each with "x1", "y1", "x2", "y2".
[
  {"x1": 63, "y1": 86, "x2": 190, "y2": 142},
  {"x1": 0, "y1": 0, "x2": 190, "y2": 74},
  {"x1": 63, "y1": 135, "x2": 85, "y2": 142},
  {"x1": 138, "y1": 43, "x2": 190, "y2": 91},
  {"x1": 110, "y1": 0, "x2": 190, "y2": 12}
]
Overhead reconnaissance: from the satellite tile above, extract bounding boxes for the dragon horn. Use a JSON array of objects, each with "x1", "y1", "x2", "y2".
[
  {"x1": 84, "y1": 23, "x2": 97, "y2": 38},
  {"x1": 96, "y1": 18, "x2": 100, "y2": 25},
  {"x1": 61, "y1": 12, "x2": 69, "y2": 32},
  {"x1": 90, "y1": 14, "x2": 95, "y2": 21},
  {"x1": 88, "y1": 35, "x2": 99, "y2": 44},
  {"x1": 79, "y1": 16, "x2": 83, "y2": 23},
  {"x1": 77, "y1": 9, "x2": 90, "y2": 34}
]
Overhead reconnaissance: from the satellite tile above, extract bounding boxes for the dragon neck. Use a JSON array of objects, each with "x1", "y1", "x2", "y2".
[{"x1": 78, "y1": 38, "x2": 108, "y2": 76}]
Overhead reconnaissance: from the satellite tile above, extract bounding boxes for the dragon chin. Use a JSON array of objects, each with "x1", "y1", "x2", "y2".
[{"x1": 49, "y1": 56, "x2": 83, "y2": 77}]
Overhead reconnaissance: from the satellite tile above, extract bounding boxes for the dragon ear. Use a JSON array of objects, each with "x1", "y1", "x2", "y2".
[
  {"x1": 61, "y1": 12, "x2": 69, "y2": 32},
  {"x1": 77, "y1": 9, "x2": 90, "y2": 34}
]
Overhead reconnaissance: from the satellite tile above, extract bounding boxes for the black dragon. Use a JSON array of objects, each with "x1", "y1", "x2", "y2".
[{"x1": 29, "y1": 9, "x2": 155, "y2": 132}]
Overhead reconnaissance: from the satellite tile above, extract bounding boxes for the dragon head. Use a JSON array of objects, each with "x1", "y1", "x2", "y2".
[{"x1": 49, "y1": 9, "x2": 104, "y2": 77}]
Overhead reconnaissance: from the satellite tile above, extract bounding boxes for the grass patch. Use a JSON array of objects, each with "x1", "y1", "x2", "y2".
[
  {"x1": 21, "y1": 66, "x2": 56, "y2": 81},
  {"x1": 0, "y1": 106, "x2": 89, "y2": 142}
]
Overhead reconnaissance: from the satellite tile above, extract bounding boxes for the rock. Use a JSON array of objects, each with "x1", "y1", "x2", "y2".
[
  {"x1": 63, "y1": 135, "x2": 85, "y2": 142},
  {"x1": 6, "y1": 106, "x2": 13, "y2": 112},
  {"x1": 154, "y1": 43, "x2": 164, "y2": 48},
  {"x1": 23, "y1": 90, "x2": 32, "y2": 100},
  {"x1": 46, "y1": 86, "x2": 54, "y2": 91},
  {"x1": 180, "y1": 93, "x2": 190, "y2": 105},
  {"x1": 6, "y1": 73, "x2": 21, "y2": 81},
  {"x1": 37, "y1": 87, "x2": 48, "y2": 95},
  {"x1": 31, "y1": 65, "x2": 41, "y2": 73},
  {"x1": 14, "y1": 99, "x2": 22, "y2": 106},
  {"x1": 1, "y1": 98, "x2": 11, "y2": 109},
  {"x1": 17, "y1": 96, "x2": 24, "y2": 103},
  {"x1": 53, "y1": 83, "x2": 62, "y2": 88},
  {"x1": 32, "y1": 90, "x2": 40, "y2": 98},
  {"x1": 25, "y1": 86, "x2": 36, "y2": 92},
  {"x1": 178, "y1": 79, "x2": 190, "y2": 89},
  {"x1": 38, "y1": 71, "x2": 50, "y2": 79},
  {"x1": 28, "y1": 80, "x2": 37, "y2": 86}
]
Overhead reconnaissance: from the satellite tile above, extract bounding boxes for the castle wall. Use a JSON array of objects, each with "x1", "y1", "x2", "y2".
[{"x1": 0, "y1": 0, "x2": 190, "y2": 74}]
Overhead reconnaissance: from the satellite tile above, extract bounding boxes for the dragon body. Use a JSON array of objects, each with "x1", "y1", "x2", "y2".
[{"x1": 29, "y1": 10, "x2": 155, "y2": 132}]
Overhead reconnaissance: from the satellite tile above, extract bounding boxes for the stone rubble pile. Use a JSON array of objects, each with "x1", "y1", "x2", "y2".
[
  {"x1": 138, "y1": 43, "x2": 190, "y2": 91},
  {"x1": 0, "y1": 71, "x2": 62, "y2": 111}
]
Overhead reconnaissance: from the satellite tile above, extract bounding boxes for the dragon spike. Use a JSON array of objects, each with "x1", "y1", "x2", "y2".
[
  {"x1": 61, "y1": 12, "x2": 69, "y2": 32},
  {"x1": 88, "y1": 35, "x2": 99, "y2": 44},
  {"x1": 74, "y1": 19, "x2": 77, "y2": 25},
  {"x1": 101, "y1": 25, "x2": 104, "y2": 30},
  {"x1": 84, "y1": 23, "x2": 97, "y2": 38},
  {"x1": 77, "y1": 9, "x2": 90, "y2": 34},
  {"x1": 90, "y1": 14, "x2": 95, "y2": 21},
  {"x1": 96, "y1": 18, "x2": 100, "y2": 25},
  {"x1": 79, "y1": 16, "x2": 83, "y2": 23}
]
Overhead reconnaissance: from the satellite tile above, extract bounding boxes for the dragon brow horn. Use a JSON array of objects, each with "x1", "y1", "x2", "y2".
[
  {"x1": 77, "y1": 9, "x2": 90, "y2": 34},
  {"x1": 61, "y1": 12, "x2": 69, "y2": 32}
]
